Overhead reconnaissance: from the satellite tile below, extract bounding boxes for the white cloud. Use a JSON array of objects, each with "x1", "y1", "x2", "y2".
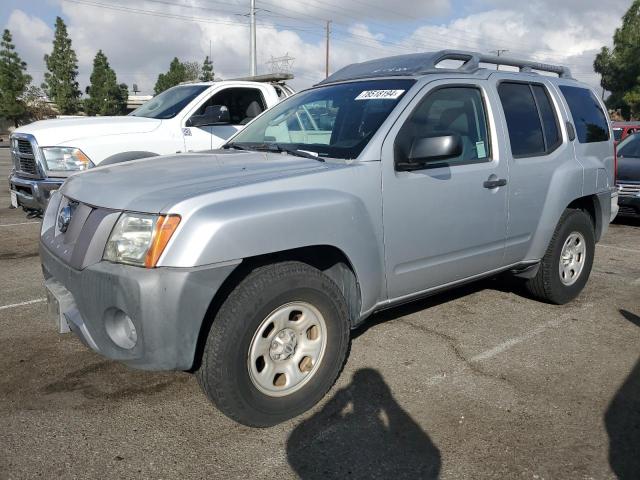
[{"x1": 3, "y1": 0, "x2": 631, "y2": 95}]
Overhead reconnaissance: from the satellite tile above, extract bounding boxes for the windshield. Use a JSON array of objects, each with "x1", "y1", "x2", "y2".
[
  {"x1": 618, "y1": 133, "x2": 640, "y2": 157},
  {"x1": 130, "y1": 84, "x2": 209, "y2": 119},
  {"x1": 613, "y1": 128, "x2": 623, "y2": 141},
  {"x1": 228, "y1": 79, "x2": 415, "y2": 159}
]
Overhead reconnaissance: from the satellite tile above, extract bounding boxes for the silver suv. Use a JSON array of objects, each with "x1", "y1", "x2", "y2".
[{"x1": 40, "y1": 51, "x2": 618, "y2": 426}]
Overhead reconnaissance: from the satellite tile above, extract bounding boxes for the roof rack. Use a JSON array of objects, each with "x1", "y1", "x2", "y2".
[
  {"x1": 225, "y1": 73, "x2": 293, "y2": 83},
  {"x1": 317, "y1": 50, "x2": 572, "y2": 85}
]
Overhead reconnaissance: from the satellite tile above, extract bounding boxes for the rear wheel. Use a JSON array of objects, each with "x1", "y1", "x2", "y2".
[
  {"x1": 196, "y1": 261, "x2": 350, "y2": 427},
  {"x1": 525, "y1": 209, "x2": 595, "y2": 304}
]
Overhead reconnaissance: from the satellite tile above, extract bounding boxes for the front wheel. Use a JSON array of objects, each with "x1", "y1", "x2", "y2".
[
  {"x1": 196, "y1": 261, "x2": 351, "y2": 427},
  {"x1": 525, "y1": 209, "x2": 595, "y2": 304}
]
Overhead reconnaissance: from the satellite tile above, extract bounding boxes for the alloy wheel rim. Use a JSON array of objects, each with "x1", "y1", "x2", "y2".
[
  {"x1": 559, "y1": 231, "x2": 586, "y2": 286},
  {"x1": 248, "y1": 302, "x2": 327, "y2": 397}
]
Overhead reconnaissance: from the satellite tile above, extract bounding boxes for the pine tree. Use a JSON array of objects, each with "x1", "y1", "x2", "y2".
[
  {"x1": 595, "y1": 0, "x2": 640, "y2": 118},
  {"x1": 85, "y1": 50, "x2": 127, "y2": 116},
  {"x1": 0, "y1": 29, "x2": 32, "y2": 127},
  {"x1": 42, "y1": 16, "x2": 81, "y2": 114},
  {"x1": 200, "y1": 56, "x2": 214, "y2": 81},
  {"x1": 154, "y1": 57, "x2": 188, "y2": 94}
]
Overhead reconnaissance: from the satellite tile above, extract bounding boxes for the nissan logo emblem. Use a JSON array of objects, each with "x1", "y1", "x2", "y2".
[{"x1": 57, "y1": 202, "x2": 77, "y2": 233}]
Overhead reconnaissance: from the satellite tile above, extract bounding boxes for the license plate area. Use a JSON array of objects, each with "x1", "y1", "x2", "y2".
[
  {"x1": 10, "y1": 190, "x2": 18, "y2": 208},
  {"x1": 45, "y1": 279, "x2": 73, "y2": 334}
]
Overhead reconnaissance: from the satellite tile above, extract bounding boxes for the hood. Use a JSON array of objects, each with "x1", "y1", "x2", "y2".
[
  {"x1": 14, "y1": 116, "x2": 161, "y2": 146},
  {"x1": 61, "y1": 150, "x2": 335, "y2": 212},
  {"x1": 617, "y1": 155, "x2": 640, "y2": 183}
]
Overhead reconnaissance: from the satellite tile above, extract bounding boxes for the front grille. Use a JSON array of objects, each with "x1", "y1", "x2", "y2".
[
  {"x1": 11, "y1": 136, "x2": 41, "y2": 178},
  {"x1": 17, "y1": 139, "x2": 33, "y2": 155},
  {"x1": 618, "y1": 205, "x2": 638, "y2": 216},
  {"x1": 18, "y1": 157, "x2": 38, "y2": 175},
  {"x1": 618, "y1": 183, "x2": 640, "y2": 198}
]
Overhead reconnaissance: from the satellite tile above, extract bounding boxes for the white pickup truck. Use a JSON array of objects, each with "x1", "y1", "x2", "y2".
[{"x1": 9, "y1": 75, "x2": 294, "y2": 214}]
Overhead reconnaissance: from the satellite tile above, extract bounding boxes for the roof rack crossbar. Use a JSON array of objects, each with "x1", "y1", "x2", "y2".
[{"x1": 425, "y1": 50, "x2": 572, "y2": 78}]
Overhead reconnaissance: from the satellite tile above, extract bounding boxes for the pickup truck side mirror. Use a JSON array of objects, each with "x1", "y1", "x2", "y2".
[
  {"x1": 396, "y1": 133, "x2": 463, "y2": 171},
  {"x1": 187, "y1": 105, "x2": 231, "y2": 127}
]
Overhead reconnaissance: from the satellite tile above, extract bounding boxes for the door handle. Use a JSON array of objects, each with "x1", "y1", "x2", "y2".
[{"x1": 483, "y1": 177, "x2": 507, "y2": 189}]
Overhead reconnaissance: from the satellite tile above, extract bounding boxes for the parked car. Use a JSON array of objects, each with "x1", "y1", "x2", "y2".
[
  {"x1": 612, "y1": 121, "x2": 640, "y2": 145},
  {"x1": 9, "y1": 75, "x2": 294, "y2": 215},
  {"x1": 616, "y1": 132, "x2": 640, "y2": 216},
  {"x1": 40, "y1": 50, "x2": 618, "y2": 427}
]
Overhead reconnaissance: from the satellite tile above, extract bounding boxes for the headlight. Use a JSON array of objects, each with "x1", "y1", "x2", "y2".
[
  {"x1": 41, "y1": 147, "x2": 93, "y2": 174},
  {"x1": 103, "y1": 213, "x2": 181, "y2": 268}
]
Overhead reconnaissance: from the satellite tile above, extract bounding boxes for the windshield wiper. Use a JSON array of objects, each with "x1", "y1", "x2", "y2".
[
  {"x1": 224, "y1": 142, "x2": 325, "y2": 162},
  {"x1": 223, "y1": 143, "x2": 252, "y2": 151},
  {"x1": 259, "y1": 143, "x2": 325, "y2": 162}
]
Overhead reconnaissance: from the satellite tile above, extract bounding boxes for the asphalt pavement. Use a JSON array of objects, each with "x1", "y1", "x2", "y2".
[{"x1": 1, "y1": 147, "x2": 639, "y2": 479}]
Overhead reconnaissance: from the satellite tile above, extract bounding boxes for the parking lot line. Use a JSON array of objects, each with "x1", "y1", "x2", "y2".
[
  {"x1": 0, "y1": 298, "x2": 46, "y2": 311},
  {"x1": 0, "y1": 221, "x2": 40, "y2": 228}
]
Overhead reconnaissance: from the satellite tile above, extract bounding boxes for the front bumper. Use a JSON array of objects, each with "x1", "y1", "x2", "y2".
[
  {"x1": 9, "y1": 172, "x2": 64, "y2": 212},
  {"x1": 40, "y1": 242, "x2": 238, "y2": 370},
  {"x1": 617, "y1": 194, "x2": 640, "y2": 217}
]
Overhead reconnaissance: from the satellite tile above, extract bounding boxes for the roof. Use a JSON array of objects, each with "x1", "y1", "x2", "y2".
[
  {"x1": 317, "y1": 50, "x2": 573, "y2": 85},
  {"x1": 612, "y1": 121, "x2": 640, "y2": 127}
]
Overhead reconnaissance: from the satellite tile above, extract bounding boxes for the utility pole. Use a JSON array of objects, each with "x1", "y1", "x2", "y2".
[
  {"x1": 490, "y1": 49, "x2": 508, "y2": 70},
  {"x1": 325, "y1": 20, "x2": 331, "y2": 78},
  {"x1": 250, "y1": 0, "x2": 257, "y2": 76}
]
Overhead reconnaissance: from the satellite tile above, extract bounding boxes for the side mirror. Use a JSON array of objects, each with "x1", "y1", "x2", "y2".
[
  {"x1": 187, "y1": 105, "x2": 231, "y2": 127},
  {"x1": 396, "y1": 133, "x2": 462, "y2": 170}
]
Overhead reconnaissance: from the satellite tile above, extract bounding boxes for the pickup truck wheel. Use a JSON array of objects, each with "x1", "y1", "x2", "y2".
[
  {"x1": 196, "y1": 261, "x2": 350, "y2": 427},
  {"x1": 525, "y1": 209, "x2": 595, "y2": 304}
]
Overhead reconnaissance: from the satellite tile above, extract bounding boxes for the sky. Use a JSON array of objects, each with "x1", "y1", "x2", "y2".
[{"x1": 0, "y1": 0, "x2": 633, "y2": 95}]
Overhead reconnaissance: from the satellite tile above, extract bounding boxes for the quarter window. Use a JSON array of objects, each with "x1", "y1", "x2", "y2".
[
  {"x1": 558, "y1": 85, "x2": 609, "y2": 143},
  {"x1": 395, "y1": 86, "x2": 491, "y2": 168}
]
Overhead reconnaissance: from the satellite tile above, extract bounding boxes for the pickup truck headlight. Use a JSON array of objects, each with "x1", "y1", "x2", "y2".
[
  {"x1": 41, "y1": 147, "x2": 93, "y2": 174},
  {"x1": 103, "y1": 213, "x2": 181, "y2": 268}
]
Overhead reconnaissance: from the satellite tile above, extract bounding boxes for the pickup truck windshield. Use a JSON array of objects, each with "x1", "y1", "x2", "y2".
[
  {"x1": 228, "y1": 79, "x2": 415, "y2": 159},
  {"x1": 130, "y1": 85, "x2": 209, "y2": 119}
]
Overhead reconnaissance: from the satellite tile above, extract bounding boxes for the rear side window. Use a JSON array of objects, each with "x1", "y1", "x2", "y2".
[
  {"x1": 558, "y1": 86, "x2": 609, "y2": 143},
  {"x1": 532, "y1": 85, "x2": 560, "y2": 150},
  {"x1": 613, "y1": 128, "x2": 623, "y2": 141},
  {"x1": 498, "y1": 82, "x2": 561, "y2": 157}
]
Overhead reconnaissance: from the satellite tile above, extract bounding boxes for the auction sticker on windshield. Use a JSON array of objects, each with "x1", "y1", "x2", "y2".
[{"x1": 355, "y1": 90, "x2": 405, "y2": 100}]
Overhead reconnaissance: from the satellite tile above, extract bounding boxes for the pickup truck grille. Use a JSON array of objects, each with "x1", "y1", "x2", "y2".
[
  {"x1": 618, "y1": 183, "x2": 640, "y2": 198},
  {"x1": 18, "y1": 157, "x2": 38, "y2": 175},
  {"x1": 17, "y1": 139, "x2": 33, "y2": 155},
  {"x1": 11, "y1": 136, "x2": 42, "y2": 178}
]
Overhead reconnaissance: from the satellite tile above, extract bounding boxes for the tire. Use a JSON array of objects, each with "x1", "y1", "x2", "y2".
[
  {"x1": 196, "y1": 261, "x2": 351, "y2": 427},
  {"x1": 525, "y1": 209, "x2": 595, "y2": 305}
]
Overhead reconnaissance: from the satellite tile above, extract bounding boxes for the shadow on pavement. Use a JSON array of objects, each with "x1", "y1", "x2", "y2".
[
  {"x1": 286, "y1": 368, "x2": 441, "y2": 479},
  {"x1": 613, "y1": 216, "x2": 640, "y2": 228},
  {"x1": 604, "y1": 309, "x2": 640, "y2": 479}
]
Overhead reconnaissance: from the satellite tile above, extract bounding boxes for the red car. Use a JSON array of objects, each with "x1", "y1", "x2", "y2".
[{"x1": 612, "y1": 121, "x2": 640, "y2": 145}]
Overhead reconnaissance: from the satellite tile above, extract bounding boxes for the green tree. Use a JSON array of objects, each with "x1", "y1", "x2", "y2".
[
  {"x1": 154, "y1": 57, "x2": 188, "y2": 94},
  {"x1": 0, "y1": 29, "x2": 32, "y2": 127},
  {"x1": 184, "y1": 60, "x2": 201, "y2": 81},
  {"x1": 84, "y1": 50, "x2": 127, "y2": 115},
  {"x1": 200, "y1": 55, "x2": 214, "y2": 81},
  {"x1": 23, "y1": 85, "x2": 57, "y2": 121},
  {"x1": 594, "y1": 0, "x2": 640, "y2": 119},
  {"x1": 42, "y1": 16, "x2": 81, "y2": 114}
]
